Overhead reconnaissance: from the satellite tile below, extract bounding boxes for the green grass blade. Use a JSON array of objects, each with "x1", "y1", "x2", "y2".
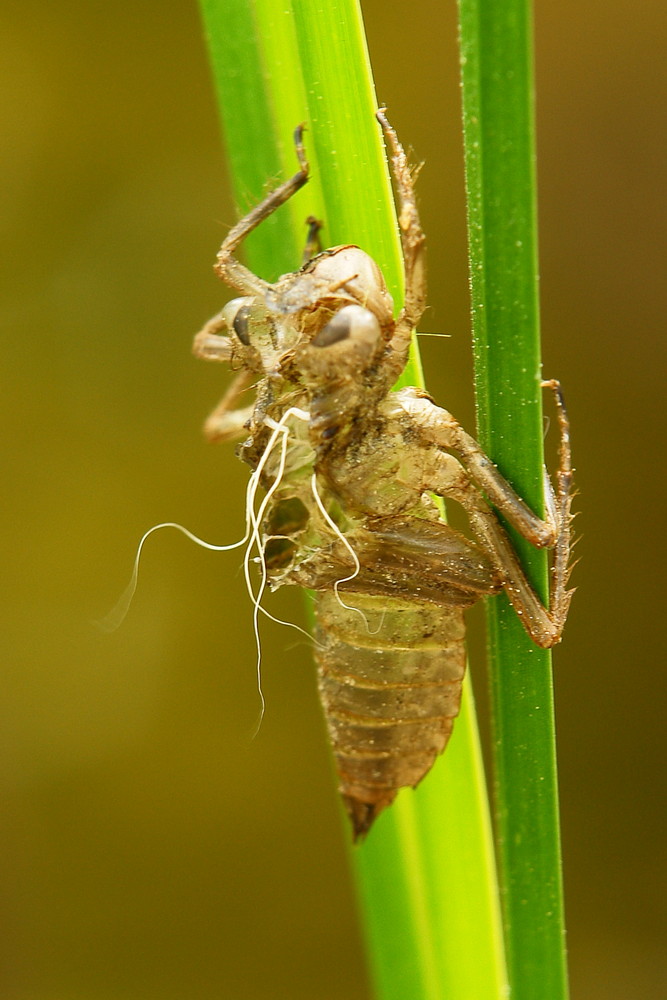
[
  {"x1": 198, "y1": 1, "x2": 506, "y2": 995},
  {"x1": 199, "y1": 0, "x2": 315, "y2": 278},
  {"x1": 458, "y1": 1, "x2": 569, "y2": 997}
]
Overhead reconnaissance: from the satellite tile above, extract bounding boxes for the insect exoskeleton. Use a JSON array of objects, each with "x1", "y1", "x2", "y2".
[{"x1": 193, "y1": 112, "x2": 574, "y2": 839}]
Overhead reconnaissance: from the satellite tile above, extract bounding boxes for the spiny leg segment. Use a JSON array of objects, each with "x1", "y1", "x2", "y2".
[
  {"x1": 399, "y1": 380, "x2": 574, "y2": 647},
  {"x1": 376, "y1": 109, "x2": 427, "y2": 386},
  {"x1": 215, "y1": 124, "x2": 310, "y2": 296}
]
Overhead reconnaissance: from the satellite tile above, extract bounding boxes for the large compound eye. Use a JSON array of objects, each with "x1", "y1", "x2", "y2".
[
  {"x1": 312, "y1": 305, "x2": 382, "y2": 356},
  {"x1": 221, "y1": 297, "x2": 254, "y2": 345},
  {"x1": 311, "y1": 310, "x2": 352, "y2": 347},
  {"x1": 232, "y1": 304, "x2": 252, "y2": 345}
]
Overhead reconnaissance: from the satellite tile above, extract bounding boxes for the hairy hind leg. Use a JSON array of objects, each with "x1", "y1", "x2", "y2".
[
  {"x1": 397, "y1": 381, "x2": 574, "y2": 549},
  {"x1": 413, "y1": 384, "x2": 574, "y2": 647}
]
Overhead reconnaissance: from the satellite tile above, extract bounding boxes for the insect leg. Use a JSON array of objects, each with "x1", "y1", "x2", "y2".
[
  {"x1": 192, "y1": 310, "x2": 235, "y2": 363},
  {"x1": 458, "y1": 483, "x2": 572, "y2": 647},
  {"x1": 199, "y1": 369, "x2": 256, "y2": 443},
  {"x1": 397, "y1": 384, "x2": 575, "y2": 548},
  {"x1": 215, "y1": 124, "x2": 310, "y2": 296},
  {"x1": 418, "y1": 445, "x2": 573, "y2": 647},
  {"x1": 376, "y1": 110, "x2": 427, "y2": 384},
  {"x1": 302, "y1": 215, "x2": 324, "y2": 264}
]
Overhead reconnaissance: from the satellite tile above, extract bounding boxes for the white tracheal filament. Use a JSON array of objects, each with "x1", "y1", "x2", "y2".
[
  {"x1": 98, "y1": 406, "x2": 316, "y2": 736},
  {"x1": 242, "y1": 406, "x2": 313, "y2": 734},
  {"x1": 309, "y1": 473, "x2": 384, "y2": 637},
  {"x1": 95, "y1": 522, "x2": 249, "y2": 634},
  {"x1": 100, "y1": 405, "x2": 376, "y2": 732}
]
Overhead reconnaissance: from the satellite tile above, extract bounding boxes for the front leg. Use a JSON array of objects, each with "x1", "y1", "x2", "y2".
[
  {"x1": 199, "y1": 369, "x2": 256, "y2": 444},
  {"x1": 215, "y1": 124, "x2": 310, "y2": 296},
  {"x1": 192, "y1": 310, "x2": 235, "y2": 363}
]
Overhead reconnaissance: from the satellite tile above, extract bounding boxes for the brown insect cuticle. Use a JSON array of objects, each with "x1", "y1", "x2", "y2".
[{"x1": 193, "y1": 113, "x2": 575, "y2": 839}]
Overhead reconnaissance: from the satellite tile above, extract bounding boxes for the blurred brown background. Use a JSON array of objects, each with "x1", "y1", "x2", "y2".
[{"x1": 2, "y1": 0, "x2": 665, "y2": 997}]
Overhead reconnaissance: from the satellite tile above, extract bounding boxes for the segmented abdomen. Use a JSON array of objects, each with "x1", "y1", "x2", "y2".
[{"x1": 315, "y1": 589, "x2": 466, "y2": 839}]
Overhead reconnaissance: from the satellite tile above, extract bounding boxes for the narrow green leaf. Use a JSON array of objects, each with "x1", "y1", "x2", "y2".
[
  {"x1": 458, "y1": 1, "x2": 569, "y2": 997},
  {"x1": 198, "y1": 2, "x2": 507, "y2": 996}
]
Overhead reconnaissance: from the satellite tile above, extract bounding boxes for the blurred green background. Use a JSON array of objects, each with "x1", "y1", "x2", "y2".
[{"x1": 2, "y1": 1, "x2": 665, "y2": 997}]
